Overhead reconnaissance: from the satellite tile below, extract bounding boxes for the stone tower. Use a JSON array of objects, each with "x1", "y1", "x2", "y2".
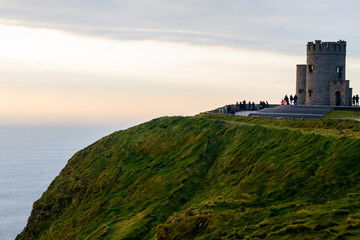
[{"x1": 296, "y1": 40, "x2": 352, "y2": 106}]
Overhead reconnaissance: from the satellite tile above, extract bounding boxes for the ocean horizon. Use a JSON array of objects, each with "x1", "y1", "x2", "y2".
[{"x1": 0, "y1": 124, "x2": 129, "y2": 240}]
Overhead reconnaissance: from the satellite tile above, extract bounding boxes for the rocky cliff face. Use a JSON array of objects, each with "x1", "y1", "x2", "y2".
[{"x1": 17, "y1": 115, "x2": 360, "y2": 239}]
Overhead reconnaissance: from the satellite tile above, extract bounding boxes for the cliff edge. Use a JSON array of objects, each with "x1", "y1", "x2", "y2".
[{"x1": 17, "y1": 114, "x2": 360, "y2": 239}]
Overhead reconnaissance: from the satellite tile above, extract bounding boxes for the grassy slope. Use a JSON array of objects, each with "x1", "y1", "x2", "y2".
[
  {"x1": 17, "y1": 114, "x2": 360, "y2": 239},
  {"x1": 323, "y1": 110, "x2": 360, "y2": 120}
]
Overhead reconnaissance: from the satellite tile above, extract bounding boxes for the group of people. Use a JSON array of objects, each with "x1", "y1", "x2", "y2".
[
  {"x1": 352, "y1": 95, "x2": 359, "y2": 106},
  {"x1": 258, "y1": 101, "x2": 269, "y2": 110},
  {"x1": 217, "y1": 92, "x2": 360, "y2": 116},
  {"x1": 281, "y1": 94, "x2": 298, "y2": 105},
  {"x1": 224, "y1": 100, "x2": 269, "y2": 114},
  {"x1": 281, "y1": 94, "x2": 360, "y2": 106}
]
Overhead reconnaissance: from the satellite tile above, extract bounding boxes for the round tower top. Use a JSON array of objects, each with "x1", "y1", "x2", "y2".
[{"x1": 307, "y1": 40, "x2": 346, "y2": 54}]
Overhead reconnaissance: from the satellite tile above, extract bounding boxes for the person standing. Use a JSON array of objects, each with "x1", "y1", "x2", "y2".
[
  {"x1": 227, "y1": 105, "x2": 231, "y2": 114},
  {"x1": 294, "y1": 94, "x2": 298, "y2": 105},
  {"x1": 290, "y1": 95, "x2": 293, "y2": 105},
  {"x1": 284, "y1": 95, "x2": 289, "y2": 105}
]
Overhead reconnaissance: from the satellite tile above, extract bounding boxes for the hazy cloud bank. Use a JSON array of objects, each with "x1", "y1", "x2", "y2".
[{"x1": 1, "y1": 0, "x2": 360, "y2": 55}]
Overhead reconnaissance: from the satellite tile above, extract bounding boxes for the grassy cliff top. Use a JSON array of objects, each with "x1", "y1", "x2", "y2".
[
  {"x1": 17, "y1": 114, "x2": 360, "y2": 239},
  {"x1": 323, "y1": 110, "x2": 360, "y2": 121}
]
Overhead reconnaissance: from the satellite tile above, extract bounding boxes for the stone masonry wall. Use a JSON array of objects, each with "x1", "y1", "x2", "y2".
[
  {"x1": 305, "y1": 40, "x2": 346, "y2": 105},
  {"x1": 296, "y1": 65, "x2": 306, "y2": 105}
]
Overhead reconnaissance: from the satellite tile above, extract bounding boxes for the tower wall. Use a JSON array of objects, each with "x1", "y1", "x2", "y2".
[
  {"x1": 296, "y1": 64, "x2": 306, "y2": 105},
  {"x1": 330, "y1": 80, "x2": 352, "y2": 106},
  {"x1": 305, "y1": 40, "x2": 346, "y2": 105}
]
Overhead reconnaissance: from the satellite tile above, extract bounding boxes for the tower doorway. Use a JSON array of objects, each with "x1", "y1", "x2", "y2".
[{"x1": 335, "y1": 91, "x2": 341, "y2": 106}]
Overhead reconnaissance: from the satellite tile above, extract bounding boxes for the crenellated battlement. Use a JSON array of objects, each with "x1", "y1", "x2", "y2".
[{"x1": 307, "y1": 40, "x2": 346, "y2": 54}]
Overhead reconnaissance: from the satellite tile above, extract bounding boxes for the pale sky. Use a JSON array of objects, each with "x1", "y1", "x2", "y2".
[{"x1": 0, "y1": 0, "x2": 360, "y2": 125}]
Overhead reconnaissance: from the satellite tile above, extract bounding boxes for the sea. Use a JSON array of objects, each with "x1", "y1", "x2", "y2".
[{"x1": 0, "y1": 124, "x2": 129, "y2": 240}]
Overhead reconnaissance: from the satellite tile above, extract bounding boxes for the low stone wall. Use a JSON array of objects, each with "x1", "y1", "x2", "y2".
[{"x1": 207, "y1": 104, "x2": 279, "y2": 114}]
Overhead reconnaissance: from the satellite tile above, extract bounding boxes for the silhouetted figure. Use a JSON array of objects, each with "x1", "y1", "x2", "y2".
[
  {"x1": 243, "y1": 100, "x2": 246, "y2": 110},
  {"x1": 290, "y1": 95, "x2": 293, "y2": 105},
  {"x1": 357, "y1": 95, "x2": 359, "y2": 106},
  {"x1": 259, "y1": 101, "x2": 266, "y2": 110},
  {"x1": 266, "y1": 101, "x2": 269, "y2": 108},
  {"x1": 252, "y1": 102, "x2": 255, "y2": 110},
  {"x1": 284, "y1": 95, "x2": 289, "y2": 105},
  {"x1": 294, "y1": 94, "x2": 298, "y2": 105}
]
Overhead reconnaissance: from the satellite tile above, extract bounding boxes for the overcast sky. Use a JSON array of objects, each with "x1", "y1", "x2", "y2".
[{"x1": 0, "y1": 0, "x2": 360, "y2": 125}]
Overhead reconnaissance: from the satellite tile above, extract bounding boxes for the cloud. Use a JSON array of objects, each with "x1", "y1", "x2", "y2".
[
  {"x1": 1, "y1": 1, "x2": 360, "y2": 124},
  {"x1": 0, "y1": 0, "x2": 360, "y2": 55}
]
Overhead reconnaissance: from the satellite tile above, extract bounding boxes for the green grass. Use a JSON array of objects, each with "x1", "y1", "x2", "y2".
[
  {"x1": 17, "y1": 114, "x2": 360, "y2": 239},
  {"x1": 323, "y1": 110, "x2": 360, "y2": 120}
]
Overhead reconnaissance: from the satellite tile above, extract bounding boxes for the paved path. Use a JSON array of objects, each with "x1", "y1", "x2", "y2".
[
  {"x1": 235, "y1": 111, "x2": 254, "y2": 116},
  {"x1": 249, "y1": 105, "x2": 334, "y2": 119}
]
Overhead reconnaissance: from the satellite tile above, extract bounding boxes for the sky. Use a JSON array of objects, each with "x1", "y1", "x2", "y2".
[{"x1": 1, "y1": 0, "x2": 360, "y2": 125}]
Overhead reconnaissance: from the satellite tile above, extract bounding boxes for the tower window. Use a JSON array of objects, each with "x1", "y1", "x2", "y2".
[
  {"x1": 308, "y1": 65, "x2": 314, "y2": 73},
  {"x1": 336, "y1": 67, "x2": 343, "y2": 78},
  {"x1": 308, "y1": 89, "x2": 312, "y2": 97}
]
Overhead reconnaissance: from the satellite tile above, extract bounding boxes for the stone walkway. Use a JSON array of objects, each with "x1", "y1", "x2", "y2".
[
  {"x1": 235, "y1": 111, "x2": 254, "y2": 116},
  {"x1": 249, "y1": 105, "x2": 334, "y2": 119}
]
